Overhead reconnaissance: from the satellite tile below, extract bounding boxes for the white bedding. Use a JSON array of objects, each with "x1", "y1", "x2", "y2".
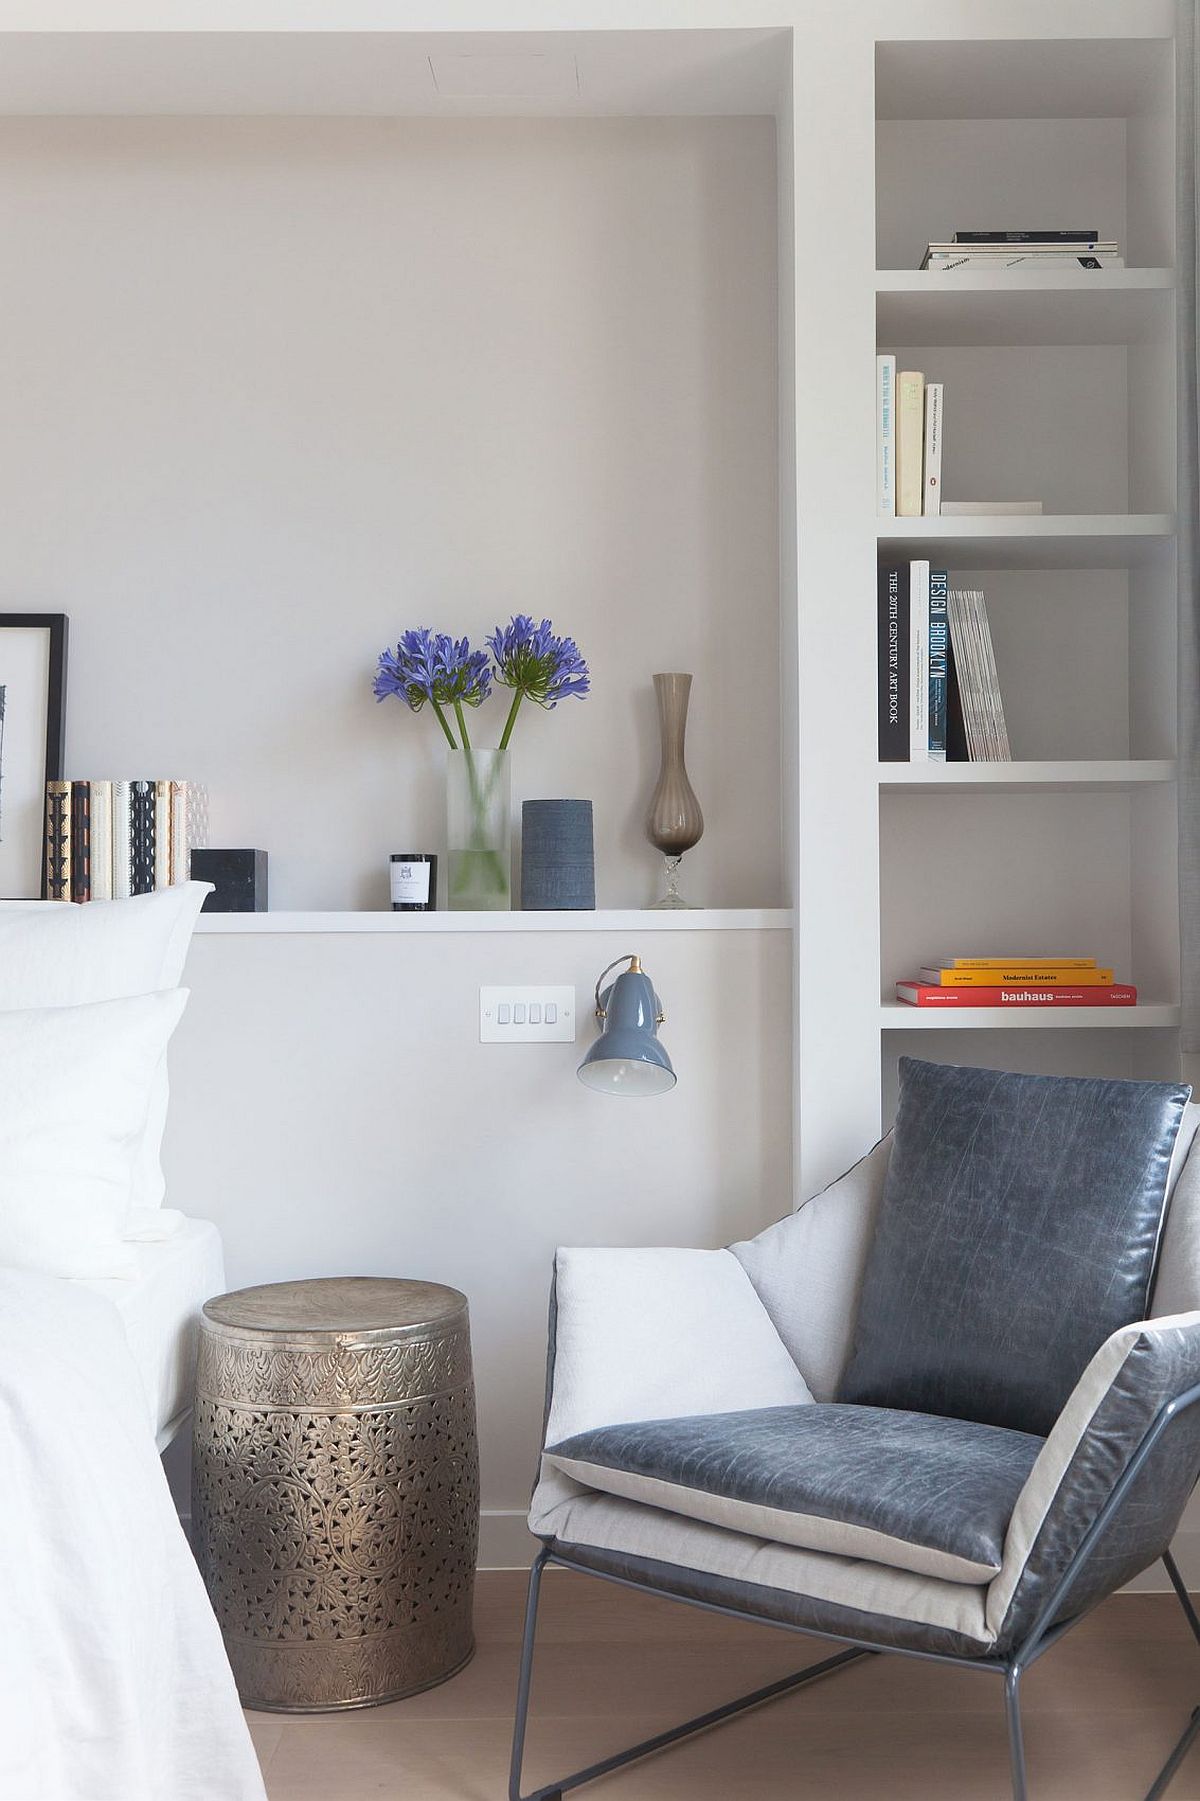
[
  {"x1": 79, "y1": 1215, "x2": 226, "y2": 1447},
  {"x1": 0, "y1": 1267, "x2": 266, "y2": 1801}
]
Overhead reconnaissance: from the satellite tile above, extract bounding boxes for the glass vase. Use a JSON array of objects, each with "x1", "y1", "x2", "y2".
[
  {"x1": 446, "y1": 748, "x2": 511, "y2": 912},
  {"x1": 646, "y1": 672, "x2": 704, "y2": 909}
]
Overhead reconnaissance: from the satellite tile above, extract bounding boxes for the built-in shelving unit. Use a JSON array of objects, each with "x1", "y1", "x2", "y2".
[
  {"x1": 869, "y1": 21, "x2": 1180, "y2": 1113},
  {"x1": 193, "y1": 908, "x2": 794, "y2": 934}
]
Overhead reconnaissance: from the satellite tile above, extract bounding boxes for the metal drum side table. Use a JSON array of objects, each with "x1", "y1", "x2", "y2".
[{"x1": 192, "y1": 1277, "x2": 479, "y2": 1713}]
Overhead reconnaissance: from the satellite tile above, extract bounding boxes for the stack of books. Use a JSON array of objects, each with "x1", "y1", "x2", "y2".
[
  {"x1": 896, "y1": 957, "x2": 1137, "y2": 1009},
  {"x1": 920, "y1": 229, "x2": 1123, "y2": 272},
  {"x1": 45, "y1": 779, "x2": 208, "y2": 903},
  {"x1": 878, "y1": 565, "x2": 1010, "y2": 762},
  {"x1": 876, "y1": 357, "x2": 942, "y2": 517}
]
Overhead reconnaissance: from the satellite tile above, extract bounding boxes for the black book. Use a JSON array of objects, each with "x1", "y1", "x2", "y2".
[
  {"x1": 70, "y1": 780, "x2": 90, "y2": 903},
  {"x1": 946, "y1": 629, "x2": 969, "y2": 762},
  {"x1": 877, "y1": 565, "x2": 909, "y2": 761},
  {"x1": 953, "y1": 228, "x2": 1099, "y2": 244},
  {"x1": 131, "y1": 780, "x2": 156, "y2": 895}
]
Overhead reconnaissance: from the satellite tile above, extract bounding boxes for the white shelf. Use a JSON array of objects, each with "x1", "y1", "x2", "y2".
[
  {"x1": 876, "y1": 514, "x2": 1175, "y2": 569},
  {"x1": 879, "y1": 1003, "x2": 1180, "y2": 1031},
  {"x1": 193, "y1": 908, "x2": 794, "y2": 935},
  {"x1": 876, "y1": 269, "x2": 1174, "y2": 348},
  {"x1": 879, "y1": 760, "x2": 1176, "y2": 794}
]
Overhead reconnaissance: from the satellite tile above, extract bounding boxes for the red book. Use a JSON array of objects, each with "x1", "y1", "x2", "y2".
[{"x1": 895, "y1": 981, "x2": 1138, "y2": 1008}]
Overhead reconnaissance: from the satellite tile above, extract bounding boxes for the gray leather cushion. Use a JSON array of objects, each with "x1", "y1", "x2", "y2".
[
  {"x1": 547, "y1": 1402, "x2": 1043, "y2": 1584},
  {"x1": 839, "y1": 1058, "x2": 1190, "y2": 1436}
]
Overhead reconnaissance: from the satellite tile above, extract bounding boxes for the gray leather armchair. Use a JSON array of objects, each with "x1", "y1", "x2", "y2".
[{"x1": 510, "y1": 1061, "x2": 1200, "y2": 1801}]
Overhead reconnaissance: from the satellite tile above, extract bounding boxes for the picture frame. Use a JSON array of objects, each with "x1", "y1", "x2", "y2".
[{"x1": 0, "y1": 614, "x2": 68, "y2": 899}]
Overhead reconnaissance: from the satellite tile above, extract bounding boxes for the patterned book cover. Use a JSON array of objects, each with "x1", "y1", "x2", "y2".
[
  {"x1": 70, "y1": 780, "x2": 91, "y2": 904},
  {"x1": 44, "y1": 780, "x2": 71, "y2": 901},
  {"x1": 169, "y1": 780, "x2": 188, "y2": 884},
  {"x1": 154, "y1": 780, "x2": 172, "y2": 890},
  {"x1": 89, "y1": 781, "x2": 113, "y2": 902},
  {"x1": 112, "y1": 780, "x2": 132, "y2": 899},
  {"x1": 187, "y1": 782, "x2": 210, "y2": 855},
  {"x1": 131, "y1": 781, "x2": 155, "y2": 895}
]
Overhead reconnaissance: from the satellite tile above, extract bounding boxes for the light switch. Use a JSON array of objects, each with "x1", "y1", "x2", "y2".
[{"x1": 480, "y1": 986, "x2": 576, "y2": 1043}]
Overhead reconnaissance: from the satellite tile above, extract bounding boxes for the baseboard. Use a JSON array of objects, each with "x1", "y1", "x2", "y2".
[{"x1": 171, "y1": 1500, "x2": 1200, "y2": 1587}]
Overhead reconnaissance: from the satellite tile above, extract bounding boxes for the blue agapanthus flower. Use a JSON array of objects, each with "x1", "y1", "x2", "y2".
[
  {"x1": 374, "y1": 630, "x2": 492, "y2": 713},
  {"x1": 488, "y1": 616, "x2": 591, "y2": 710}
]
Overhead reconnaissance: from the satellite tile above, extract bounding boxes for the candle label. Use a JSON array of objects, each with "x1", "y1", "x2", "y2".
[{"x1": 390, "y1": 860, "x2": 431, "y2": 905}]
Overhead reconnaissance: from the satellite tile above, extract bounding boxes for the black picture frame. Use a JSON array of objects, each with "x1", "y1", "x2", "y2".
[{"x1": 0, "y1": 613, "x2": 68, "y2": 899}]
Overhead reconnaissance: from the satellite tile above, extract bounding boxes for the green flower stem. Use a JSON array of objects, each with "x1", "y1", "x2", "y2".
[
  {"x1": 453, "y1": 699, "x2": 472, "y2": 752},
  {"x1": 431, "y1": 700, "x2": 458, "y2": 749},
  {"x1": 498, "y1": 689, "x2": 524, "y2": 751}
]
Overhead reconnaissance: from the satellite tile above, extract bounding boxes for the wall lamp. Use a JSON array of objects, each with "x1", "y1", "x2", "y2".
[{"x1": 576, "y1": 954, "x2": 676, "y2": 1096}]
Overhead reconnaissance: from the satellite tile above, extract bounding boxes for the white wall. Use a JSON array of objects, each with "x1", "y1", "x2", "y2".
[
  {"x1": 162, "y1": 925, "x2": 792, "y2": 1560},
  {"x1": 0, "y1": 115, "x2": 779, "y2": 909}
]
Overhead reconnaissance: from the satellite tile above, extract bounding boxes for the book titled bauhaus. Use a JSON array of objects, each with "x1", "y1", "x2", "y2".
[{"x1": 896, "y1": 981, "x2": 1137, "y2": 1007}]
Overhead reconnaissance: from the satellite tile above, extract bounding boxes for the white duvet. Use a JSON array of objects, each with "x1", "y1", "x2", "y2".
[{"x1": 0, "y1": 1270, "x2": 267, "y2": 1801}]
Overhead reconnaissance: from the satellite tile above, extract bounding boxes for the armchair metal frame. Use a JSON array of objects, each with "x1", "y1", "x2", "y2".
[{"x1": 509, "y1": 1381, "x2": 1200, "y2": 1801}]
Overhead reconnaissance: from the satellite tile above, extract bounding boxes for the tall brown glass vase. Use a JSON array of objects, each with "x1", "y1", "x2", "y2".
[{"x1": 646, "y1": 672, "x2": 704, "y2": 909}]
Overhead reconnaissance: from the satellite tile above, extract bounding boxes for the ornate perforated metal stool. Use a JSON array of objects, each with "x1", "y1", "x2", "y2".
[{"x1": 192, "y1": 1277, "x2": 478, "y2": 1712}]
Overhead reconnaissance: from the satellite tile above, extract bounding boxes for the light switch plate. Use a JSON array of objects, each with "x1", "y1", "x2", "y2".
[{"x1": 480, "y1": 985, "x2": 576, "y2": 1043}]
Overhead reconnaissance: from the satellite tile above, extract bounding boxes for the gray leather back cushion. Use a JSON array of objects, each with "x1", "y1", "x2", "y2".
[{"x1": 838, "y1": 1058, "x2": 1190, "y2": 1436}]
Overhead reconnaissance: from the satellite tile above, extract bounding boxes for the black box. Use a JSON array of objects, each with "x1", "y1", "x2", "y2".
[{"x1": 191, "y1": 848, "x2": 268, "y2": 913}]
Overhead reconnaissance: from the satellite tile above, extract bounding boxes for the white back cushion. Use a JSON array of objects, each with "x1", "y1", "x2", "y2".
[
  {"x1": 0, "y1": 885, "x2": 208, "y2": 1214},
  {"x1": 730, "y1": 1136, "x2": 892, "y2": 1400},
  {"x1": 0, "y1": 990, "x2": 188, "y2": 1277}
]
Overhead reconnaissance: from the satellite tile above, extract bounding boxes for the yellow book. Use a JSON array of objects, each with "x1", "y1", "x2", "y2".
[
  {"x1": 918, "y1": 966, "x2": 1114, "y2": 987},
  {"x1": 930, "y1": 955, "x2": 1097, "y2": 970},
  {"x1": 896, "y1": 370, "x2": 925, "y2": 517}
]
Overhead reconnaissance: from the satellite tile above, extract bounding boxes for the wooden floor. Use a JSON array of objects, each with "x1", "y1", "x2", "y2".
[{"x1": 249, "y1": 1571, "x2": 1200, "y2": 1800}]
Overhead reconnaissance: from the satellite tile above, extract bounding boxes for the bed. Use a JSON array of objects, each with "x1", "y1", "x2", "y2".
[{"x1": 0, "y1": 1220, "x2": 267, "y2": 1801}]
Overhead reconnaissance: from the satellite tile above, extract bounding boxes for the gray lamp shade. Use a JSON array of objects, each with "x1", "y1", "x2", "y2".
[
  {"x1": 577, "y1": 964, "x2": 676, "y2": 1096},
  {"x1": 521, "y1": 800, "x2": 595, "y2": 910}
]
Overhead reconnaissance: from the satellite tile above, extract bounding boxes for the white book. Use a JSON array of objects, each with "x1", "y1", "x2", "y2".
[
  {"x1": 923, "y1": 251, "x2": 1124, "y2": 272},
  {"x1": 908, "y1": 561, "x2": 930, "y2": 761},
  {"x1": 941, "y1": 500, "x2": 1043, "y2": 516},
  {"x1": 922, "y1": 381, "x2": 943, "y2": 516},
  {"x1": 154, "y1": 780, "x2": 171, "y2": 890},
  {"x1": 876, "y1": 354, "x2": 896, "y2": 517},
  {"x1": 89, "y1": 781, "x2": 113, "y2": 902},
  {"x1": 896, "y1": 370, "x2": 925, "y2": 517},
  {"x1": 170, "y1": 780, "x2": 188, "y2": 884},
  {"x1": 111, "y1": 780, "x2": 132, "y2": 898}
]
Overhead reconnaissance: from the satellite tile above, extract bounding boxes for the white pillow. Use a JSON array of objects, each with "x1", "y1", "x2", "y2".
[
  {"x1": 0, "y1": 884, "x2": 209, "y2": 1215},
  {"x1": 0, "y1": 990, "x2": 188, "y2": 1278}
]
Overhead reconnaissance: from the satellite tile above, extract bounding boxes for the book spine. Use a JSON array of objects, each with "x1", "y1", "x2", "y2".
[
  {"x1": 877, "y1": 567, "x2": 908, "y2": 761},
  {"x1": 45, "y1": 780, "x2": 71, "y2": 901},
  {"x1": 70, "y1": 780, "x2": 91, "y2": 903},
  {"x1": 89, "y1": 781, "x2": 113, "y2": 902},
  {"x1": 876, "y1": 354, "x2": 896, "y2": 516},
  {"x1": 953, "y1": 229, "x2": 1100, "y2": 244},
  {"x1": 908, "y1": 561, "x2": 929, "y2": 760},
  {"x1": 896, "y1": 371, "x2": 925, "y2": 517},
  {"x1": 917, "y1": 967, "x2": 1115, "y2": 987},
  {"x1": 112, "y1": 781, "x2": 133, "y2": 899},
  {"x1": 922, "y1": 381, "x2": 943, "y2": 516},
  {"x1": 170, "y1": 780, "x2": 188, "y2": 884},
  {"x1": 896, "y1": 982, "x2": 1137, "y2": 1007},
  {"x1": 927, "y1": 569, "x2": 948, "y2": 762},
  {"x1": 933, "y1": 955, "x2": 1098, "y2": 970},
  {"x1": 925, "y1": 252, "x2": 1123, "y2": 270},
  {"x1": 154, "y1": 780, "x2": 172, "y2": 890},
  {"x1": 131, "y1": 781, "x2": 155, "y2": 895}
]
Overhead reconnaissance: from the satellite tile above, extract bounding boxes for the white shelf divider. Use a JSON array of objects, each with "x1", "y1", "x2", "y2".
[
  {"x1": 876, "y1": 514, "x2": 1176, "y2": 569},
  {"x1": 879, "y1": 1003, "x2": 1180, "y2": 1031},
  {"x1": 878, "y1": 760, "x2": 1176, "y2": 794},
  {"x1": 193, "y1": 907, "x2": 794, "y2": 935},
  {"x1": 876, "y1": 269, "x2": 1175, "y2": 349}
]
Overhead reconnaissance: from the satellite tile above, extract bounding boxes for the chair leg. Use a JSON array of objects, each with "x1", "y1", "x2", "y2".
[
  {"x1": 1005, "y1": 1667, "x2": 1028, "y2": 1801},
  {"x1": 1140, "y1": 1555, "x2": 1200, "y2": 1800},
  {"x1": 507, "y1": 1553, "x2": 875, "y2": 1801}
]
